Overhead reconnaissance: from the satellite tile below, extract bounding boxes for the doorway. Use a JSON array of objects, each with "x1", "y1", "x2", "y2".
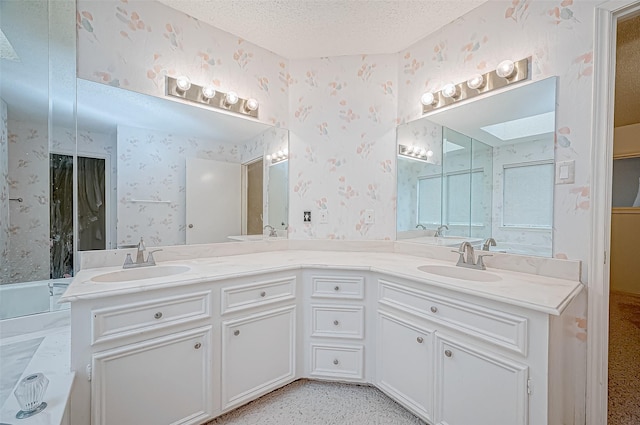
[
  {"x1": 245, "y1": 158, "x2": 264, "y2": 235},
  {"x1": 607, "y1": 11, "x2": 640, "y2": 424},
  {"x1": 50, "y1": 153, "x2": 106, "y2": 278}
]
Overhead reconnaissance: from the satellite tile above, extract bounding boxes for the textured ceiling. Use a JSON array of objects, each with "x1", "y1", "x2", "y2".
[
  {"x1": 157, "y1": 0, "x2": 488, "y2": 58},
  {"x1": 615, "y1": 13, "x2": 640, "y2": 127}
]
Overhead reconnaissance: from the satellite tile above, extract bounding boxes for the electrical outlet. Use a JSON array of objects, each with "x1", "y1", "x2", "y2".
[
  {"x1": 303, "y1": 211, "x2": 311, "y2": 222},
  {"x1": 364, "y1": 209, "x2": 375, "y2": 224},
  {"x1": 319, "y1": 210, "x2": 328, "y2": 224}
]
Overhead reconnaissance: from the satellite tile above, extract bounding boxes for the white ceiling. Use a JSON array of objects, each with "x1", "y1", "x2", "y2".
[{"x1": 157, "y1": 0, "x2": 488, "y2": 59}]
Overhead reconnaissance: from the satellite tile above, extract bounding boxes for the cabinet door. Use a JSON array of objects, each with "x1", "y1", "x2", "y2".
[
  {"x1": 221, "y1": 305, "x2": 296, "y2": 410},
  {"x1": 377, "y1": 312, "x2": 433, "y2": 422},
  {"x1": 92, "y1": 326, "x2": 213, "y2": 425},
  {"x1": 434, "y1": 334, "x2": 529, "y2": 425}
]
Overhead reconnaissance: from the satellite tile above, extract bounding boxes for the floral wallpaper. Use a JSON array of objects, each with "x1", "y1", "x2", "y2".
[
  {"x1": 0, "y1": 100, "x2": 9, "y2": 283},
  {"x1": 287, "y1": 55, "x2": 399, "y2": 240},
  {"x1": 76, "y1": 0, "x2": 289, "y2": 128},
  {"x1": 7, "y1": 119, "x2": 50, "y2": 284},
  {"x1": 116, "y1": 124, "x2": 255, "y2": 247}
]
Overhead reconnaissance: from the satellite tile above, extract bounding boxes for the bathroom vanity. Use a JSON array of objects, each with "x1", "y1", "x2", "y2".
[{"x1": 63, "y1": 242, "x2": 584, "y2": 425}]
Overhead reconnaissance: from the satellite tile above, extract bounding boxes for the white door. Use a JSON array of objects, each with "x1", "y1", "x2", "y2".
[
  {"x1": 186, "y1": 158, "x2": 241, "y2": 244},
  {"x1": 434, "y1": 333, "x2": 529, "y2": 425},
  {"x1": 92, "y1": 327, "x2": 213, "y2": 425},
  {"x1": 377, "y1": 312, "x2": 433, "y2": 422}
]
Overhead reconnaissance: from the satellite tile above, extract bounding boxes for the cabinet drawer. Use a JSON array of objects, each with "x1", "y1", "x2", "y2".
[
  {"x1": 311, "y1": 305, "x2": 364, "y2": 339},
  {"x1": 92, "y1": 291, "x2": 211, "y2": 345},
  {"x1": 221, "y1": 276, "x2": 296, "y2": 314},
  {"x1": 310, "y1": 343, "x2": 364, "y2": 380},
  {"x1": 378, "y1": 280, "x2": 527, "y2": 355},
  {"x1": 311, "y1": 275, "x2": 364, "y2": 300}
]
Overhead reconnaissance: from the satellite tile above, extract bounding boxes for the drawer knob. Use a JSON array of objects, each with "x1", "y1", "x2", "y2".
[
  {"x1": 234, "y1": 330, "x2": 240, "y2": 336},
  {"x1": 194, "y1": 342, "x2": 202, "y2": 349},
  {"x1": 430, "y1": 306, "x2": 438, "y2": 313},
  {"x1": 333, "y1": 359, "x2": 339, "y2": 365},
  {"x1": 154, "y1": 312, "x2": 163, "y2": 319},
  {"x1": 333, "y1": 320, "x2": 339, "y2": 326},
  {"x1": 445, "y1": 350, "x2": 453, "y2": 358},
  {"x1": 260, "y1": 291, "x2": 266, "y2": 297},
  {"x1": 334, "y1": 286, "x2": 340, "y2": 291},
  {"x1": 416, "y1": 337, "x2": 424, "y2": 344}
]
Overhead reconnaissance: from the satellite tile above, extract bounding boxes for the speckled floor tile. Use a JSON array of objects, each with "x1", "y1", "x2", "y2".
[
  {"x1": 608, "y1": 291, "x2": 640, "y2": 425},
  {"x1": 205, "y1": 380, "x2": 426, "y2": 425}
]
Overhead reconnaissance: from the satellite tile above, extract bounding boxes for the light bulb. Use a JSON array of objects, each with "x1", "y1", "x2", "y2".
[
  {"x1": 420, "y1": 148, "x2": 427, "y2": 156},
  {"x1": 466, "y1": 74, "x2": 485, "y2": 90},
  {"x1": 277, "y1": 150, "x2": 284, "y2": 158},
  {"x1": 426, "y1": 150, "x2": 434, "y2": 157},
  {"x1": 224, "y1": 91, "x2": 239, "y2": 105},
  {"x1": 176, "y1": 76, "x2": 191, "y2": 92},
  {"x1": 496, "y1": 59, "x2": 516, "y2": 78},
  {"x1": 266, "y1": 154, "x2": 272, "y2": 161},
  {"x1": 421, "y1": 92, "x2": 436, "y2": 106},
  {"x1": 245, "y1": 98, "x2": 259, "y2": 112},
  {"x1": 442, "y1": 83, "x2": 459, "y2": 99},
  {"x1": 406, "y1": 146, "x2": 414, "y2": 154},
  {"x1": 283, "y1": 148, "x2": 289, "y2": 155},
  {"x1": 201, "y1": 85, "x2": 216, "y2": 99}
]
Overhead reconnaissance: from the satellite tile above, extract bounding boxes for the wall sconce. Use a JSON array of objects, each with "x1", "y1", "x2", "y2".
[
  {"x1": 266, "y1": 148, "x2": 288, "y2": 165},
  {"x1": 166, "y1": 76, "x2": 259, "y2": 118},
  {"x1": 421, "y1": 57, "x2": 529, "y2": 114},
  {"x1": 398, "y1": 144, "x2": 433, "y2": 162}
]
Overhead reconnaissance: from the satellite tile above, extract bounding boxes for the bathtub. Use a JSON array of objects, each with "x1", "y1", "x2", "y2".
[{"x1": 0, "y1": 278, "x2": 71, "y2": 320}]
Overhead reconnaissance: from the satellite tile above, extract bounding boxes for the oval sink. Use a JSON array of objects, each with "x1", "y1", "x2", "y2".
[
  {"x1": 91, "y1": 265, "x2": 191, "y2": 283},
  {"x1": 417, "y1": 265, "x2": 501, "y2": 282}
]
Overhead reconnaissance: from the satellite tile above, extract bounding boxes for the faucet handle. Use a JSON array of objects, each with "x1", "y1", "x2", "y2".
[
  {"x1": 451, "y1": 249, "x2": 466, "y2": 266},
  {"x1": 475, "y1": 253, "x2": 492, "y2": 270},
  {"x1": 146, "y1": 249, "x2": 162, "y2": 265},
  {"x1": 123, "y1": 253, "x2": 133, "y2": 266}
]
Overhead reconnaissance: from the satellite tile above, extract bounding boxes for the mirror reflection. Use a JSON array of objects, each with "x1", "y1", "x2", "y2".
[
  {"x1": 397, "y1": 77, "x2": 556, "y2": 257},
  {"x1": 76, "y1": 78, "x2": 289, "y2": 250}
]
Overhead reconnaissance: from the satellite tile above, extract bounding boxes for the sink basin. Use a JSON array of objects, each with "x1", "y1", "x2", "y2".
[
  {"x1": 417, "y1": 265, "x2": 501, "y2": 282},
  {"x1": 91, "y1": 265, "x2": 191, "y2": 283}
]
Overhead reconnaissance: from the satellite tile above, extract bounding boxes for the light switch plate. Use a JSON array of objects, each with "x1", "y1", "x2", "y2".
[
  {"x1": 319, "y1": 210, "x2": 328, "y2": 224},
  {"x1": 556, "y1": 160, "x2": 575, "y2": 184},
  {"x1": 364, "y1": 209, "x2": 375, "y2": 224}
]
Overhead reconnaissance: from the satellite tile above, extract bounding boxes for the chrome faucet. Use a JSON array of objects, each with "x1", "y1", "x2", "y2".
[
  {"x1": 123, "y1": 238, "x2": 162, "y2": 268},
  {"x1": 434, "y1": 225, "x2": 449, "y2": 237},
  {"x1": 453, "y1": 241, "x2": 491, "y2": 270},
  {"x1": 263, "y1": 225, "x2": 277, "y2": 237},
  {"x1": 482, "y1": 238, "x2": 497, "y2": 251},
  {"x1": 415, "y1": 224, "x2": 426, "y2": 230}
]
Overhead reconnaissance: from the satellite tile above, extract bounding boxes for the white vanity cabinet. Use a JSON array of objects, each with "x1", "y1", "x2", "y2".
[
  {"x1": 376, "y1": 311, "x2": 434, "y2": 421},
  {"x1": 303, "y1": 271, "x2": 369, "y2": 382},
  {"x1": 69, "y1": 288, "x2": 216, "y2": 425},
  {"x1": 219, "y1": 275, "x2": 297, "y2": 411}
]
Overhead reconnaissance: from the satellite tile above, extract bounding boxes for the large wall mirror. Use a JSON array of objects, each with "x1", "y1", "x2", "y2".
[{"x1": 397, "y1": 77, "x2": 556, "y2": 257}]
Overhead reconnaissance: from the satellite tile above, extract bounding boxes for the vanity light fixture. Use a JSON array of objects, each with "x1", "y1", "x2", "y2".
[
  {"x1": 466, "y1": 74, "x2": 485, "y2": 90},
  {"x1": 267, "y1": 148, "x2": 288, "y2": 165},
  {"x1": 165, "y1": 76, "x2": 259, "y2": 118},
  {"x1": 421, "y1": 57, "x2": 529, "y2": 114},
  {"x1": 398, "y1": 144, "x2": 433, "y2": 162}
]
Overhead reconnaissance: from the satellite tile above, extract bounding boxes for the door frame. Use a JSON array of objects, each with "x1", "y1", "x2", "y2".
[{"x1": 588, "y1": 2, "x2": 640, "y2": 424}]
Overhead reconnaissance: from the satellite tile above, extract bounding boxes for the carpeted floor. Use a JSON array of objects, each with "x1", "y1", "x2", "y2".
[
  {"x1": 204, "y1": 380, "x2": 426, "y2": 425},
  {"x1": 608, "y1": 291, "x2": 640, "y2": 425}
]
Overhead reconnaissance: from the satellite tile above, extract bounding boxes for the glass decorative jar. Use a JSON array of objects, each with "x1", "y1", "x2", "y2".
[{"x1": 14, "y1": 372, "x2": 49, "y2": 419}]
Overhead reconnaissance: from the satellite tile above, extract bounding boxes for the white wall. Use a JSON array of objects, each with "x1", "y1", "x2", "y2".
[{"x1": 0, "y1": 100, "x2": 8, "y2": 283}]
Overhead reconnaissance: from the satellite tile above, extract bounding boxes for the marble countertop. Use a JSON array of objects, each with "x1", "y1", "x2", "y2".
[{"x1": 61, "y1": 249, "x2": 583, "y2": 315}]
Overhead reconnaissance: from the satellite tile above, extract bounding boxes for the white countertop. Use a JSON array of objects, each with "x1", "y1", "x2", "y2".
[{"x1": 62, "y1": 249, "x2": 583, "y2": 315}]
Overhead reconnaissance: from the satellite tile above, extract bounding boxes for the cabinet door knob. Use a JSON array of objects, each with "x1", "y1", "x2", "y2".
[
  {"x1": 233, "y1": 330, "x2": 240, "y2": 336},
  {"x1": 260, "y1": 291, "x2": 266, "y2": 297},
  {"x1": 417, "y1": 337, "x2": 424, "y2": 344},
  {"x1": 333, "y1": 320, "x2": 339, "y2": 326},
  {"x1": 444, "y1": 349, "x2": 453, "y2": 358},
  {"x1": 194, "y1": 342, "x2": 202, "y2": 349},
  {"x1": 154, "y1": 312, "x2": 163, "y2": 319},
  {"x1": 333, "y1": 359, "x2": 339, "y2": 365},
  {"x1": 334, "y1": 286, "x2": 340, "y2": 291},
  {"x1": 430, "y1": 306, "x2": 438, "y2": 313}
]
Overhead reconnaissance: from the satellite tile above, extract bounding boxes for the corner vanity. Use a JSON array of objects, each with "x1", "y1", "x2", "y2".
[{"x1": 63, "y1": 242, "x2": 584, "y2": 425}]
